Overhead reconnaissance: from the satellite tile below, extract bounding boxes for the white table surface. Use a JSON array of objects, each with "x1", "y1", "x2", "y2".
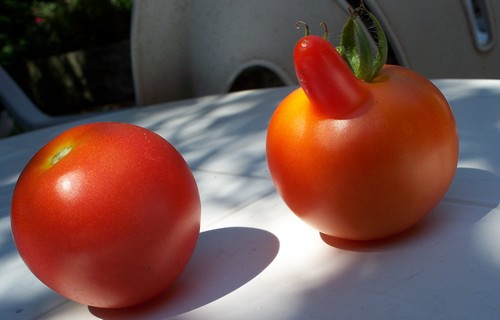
[{"x1": 1, "y1": 80, "x2": 499, "y2": 319}]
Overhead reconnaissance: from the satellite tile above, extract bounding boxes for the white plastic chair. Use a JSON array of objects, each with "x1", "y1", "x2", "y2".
[
  {"x1": 0, "y1": 66, "x2": 93, "y2": 131},
  {"x1": 366, "y1": 0, "x2": 499, "y2": 79},
  {"x1": 131, "y1": 0, "x2": 500, "y2": 107},
  {"x1": 130, "y1": 0, "x2": 351, "y2": 106}
]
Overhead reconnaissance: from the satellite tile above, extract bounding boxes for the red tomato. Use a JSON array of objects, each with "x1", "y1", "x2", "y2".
[
  {"x1": 11, "y1": 122, "x2": 200, "y2": 308},
  {"x1": 266, "y1": 13, "x2": 459, "y2": 241}
]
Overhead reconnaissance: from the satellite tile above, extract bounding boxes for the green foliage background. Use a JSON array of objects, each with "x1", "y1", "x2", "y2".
[
  {"x1": 0, "y1": 0, "x2": 132, "y2": 67},
  {"x1": 0, "y1": 0, "x2": 134, "y2": 119}
]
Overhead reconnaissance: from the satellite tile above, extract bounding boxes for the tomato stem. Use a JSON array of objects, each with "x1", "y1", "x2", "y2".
[
  {"x1": 336, "y1": 4, "x2": 388, "y2": 82},
  {"x1": 320, "y1": 22, "x2": 329, "y2": 40},
  {"x1": 296, "y1": 21, "x2": 310, "y2": 36}
]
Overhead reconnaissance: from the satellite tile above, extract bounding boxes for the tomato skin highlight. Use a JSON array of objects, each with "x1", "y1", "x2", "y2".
[
  {"x1": 11, "y1": 122, "x2": 201, "y2": 308},
  {"x1": 267, "y1": 64, "x2": 459, "y2": 241}
]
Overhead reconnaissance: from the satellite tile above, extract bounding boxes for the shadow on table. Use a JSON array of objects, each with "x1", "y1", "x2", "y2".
[
  {"x1": 285, "y1": 167, "x2": 500, "y2": 319},
  {"x1": 119, "y1": 87, "x2": 294, "y2": 178},
  {"x1": 89, "y1": 226, "x2": 279, "y2": 319}
]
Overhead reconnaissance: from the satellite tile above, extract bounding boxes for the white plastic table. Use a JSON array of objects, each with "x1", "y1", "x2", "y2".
[{"x1": 1, "y1": 80, "x2": 499, "y2": 319}]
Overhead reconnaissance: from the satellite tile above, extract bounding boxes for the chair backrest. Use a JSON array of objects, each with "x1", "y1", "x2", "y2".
[
  {"x1": 367, "y1": 0, "x2": 500, "y2": 79},
  {"x1": 130, "y1": 0, "x2": 351, "y2": 106},
  {"x1": 131, "y1": 0, "x2": 500, "y2": 107}
]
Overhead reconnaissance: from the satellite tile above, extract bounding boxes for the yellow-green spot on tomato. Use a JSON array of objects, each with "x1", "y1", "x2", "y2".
[{"x1": 51, "y1": 146, "x2": 73, "y2": 166}]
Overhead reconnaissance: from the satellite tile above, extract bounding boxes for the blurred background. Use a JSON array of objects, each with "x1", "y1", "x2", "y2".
[
  {"x1": 0, "y1": 0, "x2": 134, "y2": 136},
  {"x1": 1, "y1": 0, "x2": 498, "y2": 138}
]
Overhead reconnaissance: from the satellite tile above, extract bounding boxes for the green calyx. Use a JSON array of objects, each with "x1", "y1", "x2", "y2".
[{"x1": 336, "y1": 5, "x2": 388, "y2": 82}]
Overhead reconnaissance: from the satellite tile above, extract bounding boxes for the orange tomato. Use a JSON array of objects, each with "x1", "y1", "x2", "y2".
[{"x1": 266, "y1": 12, "x2": 459, "y2": 241}]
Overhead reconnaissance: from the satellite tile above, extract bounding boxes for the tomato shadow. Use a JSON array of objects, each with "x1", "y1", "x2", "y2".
[
  {"x1": 89, "y1": 226, "x2": 279, "y2": 319},
  {"x1": 317, "y1": 199, "x2": 458, "y2": 252},
  {"x1": 317, "y1": 167, "x2": 500, "y2": 252},
  {"x1": 285, "y1": 167, "x2": 500, "y2": 319},
  {"x1": 318, "y1": 217, "x2": 440, "y2": 252}
]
